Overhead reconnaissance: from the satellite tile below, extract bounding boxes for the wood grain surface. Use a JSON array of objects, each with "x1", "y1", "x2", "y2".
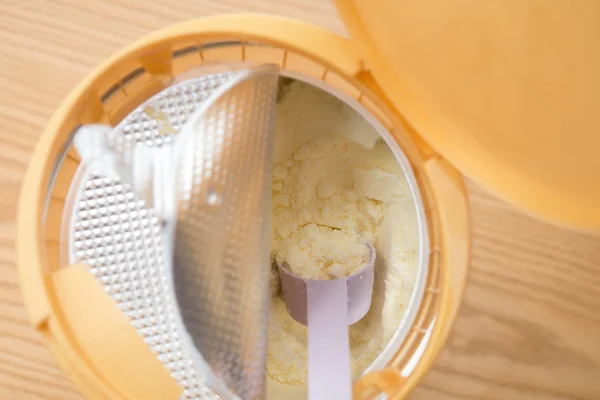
[{"x1": 1, "y1": 1, "x2": 599, "y2": 399}]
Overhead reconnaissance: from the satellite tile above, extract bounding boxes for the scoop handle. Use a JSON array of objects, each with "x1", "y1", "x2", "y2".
[{"x1": 307, "y1": 279, "x2": 352, "y2": 400}]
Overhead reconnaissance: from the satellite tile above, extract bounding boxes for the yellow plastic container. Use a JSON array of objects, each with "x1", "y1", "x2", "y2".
[{"x1": 17, "y1": 1, "x2": 600, "y2": 399}]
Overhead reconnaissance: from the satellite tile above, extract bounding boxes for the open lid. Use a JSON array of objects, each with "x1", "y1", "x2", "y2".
[{"x1": 336, "y1": 0, "x2": 600, "y2": 230}]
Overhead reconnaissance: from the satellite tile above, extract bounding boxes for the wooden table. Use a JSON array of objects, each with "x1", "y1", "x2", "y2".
[{"x1": 1, "y1": 1, "x2": 599, "y2": 399}]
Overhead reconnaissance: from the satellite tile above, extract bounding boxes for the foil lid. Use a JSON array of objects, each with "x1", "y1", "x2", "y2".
[{"x1": 73, "y1": 64, "x2": 279, "y2": 399}]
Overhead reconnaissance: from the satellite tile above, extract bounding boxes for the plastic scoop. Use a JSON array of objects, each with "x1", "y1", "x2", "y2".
[{"x1": 277, "y1": 243, "x2": 376, "y2": 400}]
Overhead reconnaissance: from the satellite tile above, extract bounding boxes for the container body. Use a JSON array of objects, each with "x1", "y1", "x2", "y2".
[{"x1": 18, "y1": 15, "x2": 470, "y2": 399}]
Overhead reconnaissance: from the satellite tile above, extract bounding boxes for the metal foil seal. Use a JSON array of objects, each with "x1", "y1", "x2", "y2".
[
  {"x1": 169, "y1": 65, "x2": 278, "y2": 398},
  {"x1": 72, "y1": 64, "x2": 279, "y2": 399}
]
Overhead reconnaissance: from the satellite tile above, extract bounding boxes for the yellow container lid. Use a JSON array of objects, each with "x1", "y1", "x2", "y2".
[{"x1": 336, "y1": 0, "x2": 600, "y2": 230}]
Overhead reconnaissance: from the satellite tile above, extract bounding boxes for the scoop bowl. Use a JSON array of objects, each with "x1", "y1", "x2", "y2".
[{"x1": 277, "y1": 242, "x2": 376, "y2": 326}]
